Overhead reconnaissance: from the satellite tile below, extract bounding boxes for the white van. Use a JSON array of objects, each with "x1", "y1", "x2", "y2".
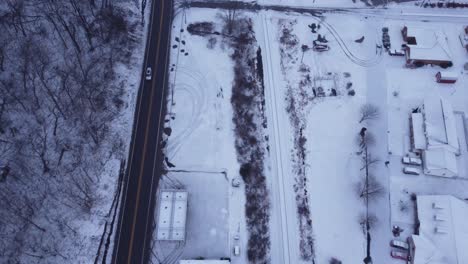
[{"x1": 403, "y1": 167, "x2": 420, "y2": 175}]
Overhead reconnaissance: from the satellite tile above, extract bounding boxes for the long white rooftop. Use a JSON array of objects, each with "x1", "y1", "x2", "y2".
[{"x1": 156, "y1": 190, "x2": 188, "y2": 241}]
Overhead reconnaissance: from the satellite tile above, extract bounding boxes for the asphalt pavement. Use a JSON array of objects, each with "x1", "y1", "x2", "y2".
[{"x1": 112, "y1": 0, "x2": 173, "y2": 263}]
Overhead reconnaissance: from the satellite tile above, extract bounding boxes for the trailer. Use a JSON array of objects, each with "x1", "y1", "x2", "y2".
[{"x1": 436, "y1": 71, "x2": 458, "y2": 84}]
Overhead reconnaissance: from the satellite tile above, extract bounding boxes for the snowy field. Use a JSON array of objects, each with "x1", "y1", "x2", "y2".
[{"x1": 152, "y1": 8, "x2": 248, "y2": 264}]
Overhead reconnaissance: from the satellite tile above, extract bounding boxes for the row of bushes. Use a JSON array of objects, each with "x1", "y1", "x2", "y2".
[{"x1": 225, "y1": 17, "x2": 272, "y2": 263}]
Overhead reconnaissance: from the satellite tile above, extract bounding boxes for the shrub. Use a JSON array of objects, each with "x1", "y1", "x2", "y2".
[
  {"x1": 330, "y1": 257, "x2": 342, "y2": 264},
  {"x1": 187, "y1": 22, "x2": 214, "y2": 36}
]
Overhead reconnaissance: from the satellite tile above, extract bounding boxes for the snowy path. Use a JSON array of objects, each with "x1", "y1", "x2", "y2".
[
  {"x1": 363, "y1": 17, "x2": 393, "y2": 264},
  {"x1": 259, "y1": 13, "x2": 291, "y2": 264},
  {"x1": 257, "y1": 12, "x2": 313, "y2": 264}
]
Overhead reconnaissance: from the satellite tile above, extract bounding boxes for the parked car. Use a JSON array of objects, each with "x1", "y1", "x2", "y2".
[
  {"x1": 403, "y1": 167, "x2": 421, "y2": 175},
  {"x1": 402, "y1": 156, "x2": 422, "y2": 166},
  {"x1": 233, "y1": 245, "x2": 240, "y2": 256},
  {"x1": 145, "y1": 67, "x2": 152, "y2": 80},
  {"x1": 313, "y1": 44, "x2": 330, "y2": 52},
  {"x1": 391, "y1": 250, "x2": 410, "y2": 261},
  {"x1": 390, "y1": 239, "x2": 409, "y2": 250},
  {"x1": 389, "y1": 49, "x2": 405, "y2": 56}
]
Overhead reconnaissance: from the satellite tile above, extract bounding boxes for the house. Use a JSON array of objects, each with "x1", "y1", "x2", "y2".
[
  {"x1": 156, "y1": 190, "x2": 188, "y2": 241},
  {"x1": 408, "y1": 195, "x2": 468, "y2": 264},
  {"x1": 401, "y1": 26, "x2": 453, "y2": 68},
  {"x1": 410, "y1": 95, "x2": 459, "y2": 177}
]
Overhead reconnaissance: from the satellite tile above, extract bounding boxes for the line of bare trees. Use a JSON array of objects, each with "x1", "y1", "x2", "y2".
[
  {"x1": 355, "y1": 103, "x2": 383, "y2": 264},
  {"x1": 0, "y1": 0, "x2": 142, "y2": 262},
  {"x1": 227, "y1": 16, "x2": 272, "y2": 264}
]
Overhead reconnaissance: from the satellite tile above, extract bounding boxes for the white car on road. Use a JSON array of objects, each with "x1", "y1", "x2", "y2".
[{"x1": 145, "y1": 67, "x2": 152, "y2": 80}]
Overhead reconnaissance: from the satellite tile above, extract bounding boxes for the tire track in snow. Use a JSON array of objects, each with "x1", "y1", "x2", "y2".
[
  {"x1": 314, "y1": 18, "x2": 383, "y2": 67},
  {"x1": 167, "y1": 66, "x2": 209, "y2": 159}
]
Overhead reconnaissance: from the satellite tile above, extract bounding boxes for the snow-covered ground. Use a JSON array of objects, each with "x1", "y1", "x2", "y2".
[
  {"x1": 154, "y1": 2, "x2": 468, "y2": 264},
  {"x1": 257, "y1": 0, "x2": 367, "y2": 7},
  {"x1": 151, "y1": 8, "x2": 249, "y2": 264},
  {"x1": 255, "y1": 10, "x2": 393, "y2": 264}
]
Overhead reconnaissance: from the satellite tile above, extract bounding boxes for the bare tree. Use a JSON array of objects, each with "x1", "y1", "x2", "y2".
[
  {"x1": 359, "y1": 213, "x2": 378, "y2": 232},
  {"x1": 360, "y1": 155, "x2": 379, "y2": 171},
  {"x1": 218, "y1": 4, "x2": 241, "y2": 35},
  {"x1": 356, "y1": 127, "x2": 375, "y2": 264},
  {"x1": 355, "y1": 174, "x2": 384, "y2": 203},
  {"x1": 0, "y1": 0, "x2": 139, "y2": 262},
  {"x1": 359, "y1": 103, "x2": 380, "y2": 123}
]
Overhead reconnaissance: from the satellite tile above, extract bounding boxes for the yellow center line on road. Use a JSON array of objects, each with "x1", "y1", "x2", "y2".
[
  {"x1": 126, "y1": 0, "x2": 166, "y2": 263},
  {"x1": 114, "y1": 1, "x2": 159, "y2": 257},
  {"x1": 141, "y1": 0, "x2": 174, "y2": 257}
]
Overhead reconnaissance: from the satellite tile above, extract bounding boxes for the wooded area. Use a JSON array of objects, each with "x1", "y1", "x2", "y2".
[{"x1": 0, "y1": 0, "x2": 142, "y2": 262}]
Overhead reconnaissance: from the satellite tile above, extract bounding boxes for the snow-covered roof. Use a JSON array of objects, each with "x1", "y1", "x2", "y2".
[
  {"x1": 411, "y1": 113, "x2": 426, "y2": 150},
  {"x1": 410, "y1": 234, "x2": 447, "y2": 264},
  {"x1": 414, "y1": 195, "x2": 468, "y2": 264},
  {"x1": 405, "y1": 27, "x2": 438, "y2": 46},
  {"x1": 407, "y1": 45, "x2": 451, "y2": 62},
  {"x1": 423, "y1": 95, "x2": 459, "y2": 153},
  {"x1": 438, "y1": 71, "x2": 458, "y2": 80},
  {"x1": 179, "y1": 261, "x2": 230, "y2": 264},
  {"x1": 406, "y1": 29, "x2": 452, "y2": 62},
  {"x1": 423, "y1": 148, "x2": 458, "y2": 178},
  {"x1": 156, "y1": 190, "x2": 188, "y2": 241}
]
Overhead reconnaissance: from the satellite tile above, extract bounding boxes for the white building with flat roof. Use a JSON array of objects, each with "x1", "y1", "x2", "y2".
[
  {"x1": 410, "y1": 95, "x2": 460, "y2": 177},
  {"x1": 156, "y1": 190, "x2": 188, "y2": 241},
  {"x1": 408, "y1": 195, "x2": 468, "y2": 264}
]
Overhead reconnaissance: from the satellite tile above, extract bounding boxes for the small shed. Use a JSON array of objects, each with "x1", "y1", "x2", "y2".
[{"x1": 436, "y1": 71, "x2": 458, "y2": 83}]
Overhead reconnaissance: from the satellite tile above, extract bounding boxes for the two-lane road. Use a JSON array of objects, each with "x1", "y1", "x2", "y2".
[{"x1": 112, "y1": 0, "x2": 173, "y2": 263}]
